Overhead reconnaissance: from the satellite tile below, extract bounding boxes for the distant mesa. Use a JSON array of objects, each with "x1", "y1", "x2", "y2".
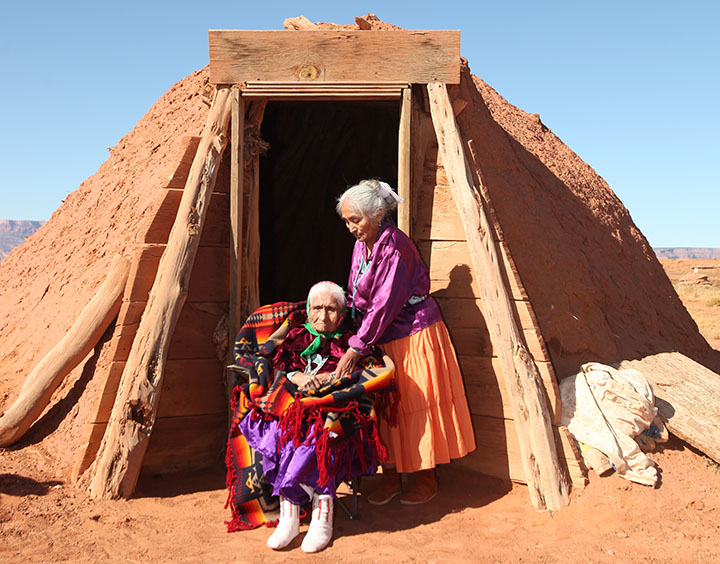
[
  {"x1": 0, "y1": 220, "x2": 44, "y2": 260},
  {"x1": 654, "y1": 248, "x2": 720, "y2": 260}
]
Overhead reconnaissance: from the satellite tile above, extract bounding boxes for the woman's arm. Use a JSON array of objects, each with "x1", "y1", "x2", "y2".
[{"x1": 334, "y1": 347, "x2": 362, "y2": 378}]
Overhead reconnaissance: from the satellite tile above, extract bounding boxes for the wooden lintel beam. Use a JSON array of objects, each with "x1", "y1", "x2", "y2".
[{"x1": 209, "y1": 30, "x2": 460, "y2": 85}]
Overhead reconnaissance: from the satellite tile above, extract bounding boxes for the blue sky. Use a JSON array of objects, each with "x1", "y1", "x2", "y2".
[{"x1": 1, "y1": 1, "x2": 718, "y2": 247}]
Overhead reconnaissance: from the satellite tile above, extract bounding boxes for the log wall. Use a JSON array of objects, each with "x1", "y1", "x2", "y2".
[{"x1": 75, "y1": 136, "x2": 232, "y2": 478}]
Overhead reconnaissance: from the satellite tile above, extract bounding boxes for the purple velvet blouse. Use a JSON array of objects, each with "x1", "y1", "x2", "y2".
[{"x1": 347, "y1": 220, "x2": 442, "y2": 355}]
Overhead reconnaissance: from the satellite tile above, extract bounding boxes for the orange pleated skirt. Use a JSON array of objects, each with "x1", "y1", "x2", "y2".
[{"x1": 379, "y1": 321, "x2": 476, "y2": 473}]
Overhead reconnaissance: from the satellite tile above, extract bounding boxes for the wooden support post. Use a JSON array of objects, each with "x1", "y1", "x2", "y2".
[
  {"x1": 87, "y1": 87, "x2": 233, "y2": 499},
  {"x1": 426, "y1": 82, "x2": 570, "y2": 512},
  {"x1": 397, "y1": 87, "x2": 412, "y2": 236},
  {"x1": 229, "y1": 88, "x2": 245, "y2": 345},
  {"x1": 243, "y1": 101, "x2": 266, "y2": 317},
  {"x1": 0, "y1": 254, "x2": 130, "y2": 447}
]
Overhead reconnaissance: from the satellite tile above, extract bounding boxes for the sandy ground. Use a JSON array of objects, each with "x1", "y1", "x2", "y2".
[
  {"x1": 660, "y1": 258, "x2": 720, "y2": 350},
  {"x1": 2, "y1": 433, "x2": 720, "y2": 564}
]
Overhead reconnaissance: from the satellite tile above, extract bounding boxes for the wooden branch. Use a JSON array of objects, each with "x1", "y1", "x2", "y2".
[
  {"x1": 243, "y1": 101, "x2": 266, "y2": 317},
  {"x1": 397, "y1": 87, "x2": 412, "y2": 236},
  {"x1": 87, "y1": 87, "x2": 233, "y2": 499},
  {"x1": 426, "y1": 82, "x2": 570, "y2": 512},
  {"x1": 0, "y1": 254, "x2": 130, "y2": 446}
]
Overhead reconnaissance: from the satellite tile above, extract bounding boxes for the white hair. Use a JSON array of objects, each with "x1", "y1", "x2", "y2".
[
  {"x1": 307, "y1": 281, "x2": 346, "y2": 310},
  {"x1": 335, "y1": 179, "x2": 398, "y2": 222}
]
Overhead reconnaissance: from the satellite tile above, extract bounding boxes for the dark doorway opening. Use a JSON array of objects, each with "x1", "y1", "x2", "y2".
[{"x1": 258, "y1": 100, "x2": 400, "y2": 303}]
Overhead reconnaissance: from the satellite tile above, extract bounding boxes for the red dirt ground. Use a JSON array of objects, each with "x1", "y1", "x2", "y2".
[{"x1": 2, "y1": 433, "x2": 720, "y2": 563}]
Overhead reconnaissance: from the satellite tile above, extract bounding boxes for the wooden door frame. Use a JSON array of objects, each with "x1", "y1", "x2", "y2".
[{"x1": 227, "y1": 85, "x2": 414, "y2": 339}]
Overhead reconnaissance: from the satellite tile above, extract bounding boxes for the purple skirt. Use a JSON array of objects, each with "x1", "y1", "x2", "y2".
[{"x1": 238, "y1": 413, "x2": 379, "y2": 506}]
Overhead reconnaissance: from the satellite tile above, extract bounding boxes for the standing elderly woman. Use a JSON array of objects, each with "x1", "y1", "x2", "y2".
[{"x1": 335, "y1": 179, "x2": 476, "y2": 505}]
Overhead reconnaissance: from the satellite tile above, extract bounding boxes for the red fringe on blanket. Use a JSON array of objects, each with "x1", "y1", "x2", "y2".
[
  {"x1": 278, "y1": 399, "x2": 388, "y2": 489},
  {"x1": 373, "y1": 388, "x2": 400, "y2": 427}
]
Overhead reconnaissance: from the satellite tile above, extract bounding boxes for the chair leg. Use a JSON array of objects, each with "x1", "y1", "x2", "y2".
[{"x1": 335, "y1": 479, "x2": 360, "y2": 520}]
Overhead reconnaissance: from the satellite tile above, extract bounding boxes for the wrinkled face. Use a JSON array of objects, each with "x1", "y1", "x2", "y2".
[
  {"x1": 340, "y1": 200, "x2": 381, "y2": 246},
  {"x1": 308, "y1": 289, "x2": 342, "y2": 333}
]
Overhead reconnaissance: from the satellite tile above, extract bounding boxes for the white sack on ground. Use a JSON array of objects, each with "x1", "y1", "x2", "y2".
[{"x1": 560, "y1": 362, "x2": 658, "y2": 486}]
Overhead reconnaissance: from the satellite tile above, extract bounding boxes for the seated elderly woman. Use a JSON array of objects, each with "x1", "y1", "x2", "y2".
[{"x1": 236, "y1": 281, "x2": 394, "y2": 553}]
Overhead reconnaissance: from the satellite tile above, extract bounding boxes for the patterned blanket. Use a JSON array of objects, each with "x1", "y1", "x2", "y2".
[{"x1": 225, "y1": 301, "x2": 396, "y2": 532}]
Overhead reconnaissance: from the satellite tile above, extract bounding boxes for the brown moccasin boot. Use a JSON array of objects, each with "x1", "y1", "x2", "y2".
[
  {"x1": 368, "y1": 467, "x2": 402, "y2": 505},
  {"x1": 399, "y1": 469, "x2": 437, "y2": 505}
]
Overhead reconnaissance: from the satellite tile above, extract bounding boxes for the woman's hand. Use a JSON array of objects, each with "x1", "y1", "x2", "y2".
[
  {"x1": 293, "y1": 371, "x2": 334, "y2": 393},
  {"x1": 334, "y1": 348, "x2": 361, "y2": 378}
]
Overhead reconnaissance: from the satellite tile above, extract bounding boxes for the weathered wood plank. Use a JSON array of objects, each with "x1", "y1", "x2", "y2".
[
  {"x1": 116, "y1": 300, "x2": 148, "y2": 329},
  {"x1": 410, "y1": 84, "x2": 437, "y2": 237},
  {"x1": 74, "y1": 421, "x2": 108, "y2": 480},
  {"x1": 156, "y1": 359, "x2": 226, "y2": 418},
  {"x1": 87, "y1": 87, "x2": 233, "y2": 499},
  {"x1": 167, "y1": 302, "x2": 227, "y2": 360},
  {"x1": 447, "y1": 325, "x2": 493, "y2": 358},
  {"x1": 243, "y1": 101, "x2": 266, "y2": 317},
  {"x1": 92, "y1": 361, "x2": 126, "y2": 422},
  {"x1": 434, "y1": 296, "x2": 548, "y2": 362},
  {"x1": 187, "y1": 246, "x2": 230, "y2": 303},
  {"x1": 617, "y1": 352, "x2": 720, "y2": 463},
  {"x1": 397, "y1": 87, "x2": 412, "y2": 236},
  {"x1": 229, "y1": 89, "x2": 244, "y2": 350},
  {"x1": 198, "y1": 192, "x2": 231, "y2": 246},
  {"x1": 164, "y1": 136, "x2": 202, "y2": 189},
  {"x1": 453, "y1": 415, "x2": 524, "y2": 481},
  {"x1": 140, "y1": 413, "x2": 227, "y2": 475},
  {"x1": 419, "y1": 240, "x2": 528, "y2": 300},
  {"x1": 91, "y1": 358, "x2": 226, "y2": 423},
  {"x1": 241, "y1": 87, "x2": 404, "y2": 100},
  {"x1": 126, "y1": 245, "x2": 165, "y2": 302},
  {"x1": 145, "y1": 191, "x2": 230, "y2": 246},
  {"x1": 460, "y1": 356, "x2": 505, "y2": 418},
  {"x1": 454, "y1": 415, "x2": 585, "y2": 488},
  {"x1": 428, "y1": 82, "x2": 568, "y2": 511},
  {"x1": 0, "y1": 255, "x2": 130, "y2": 447},
  {"x1": 460, "y1": 355, "x2": 558, "y2": 422},
  {"x1": 131, "y1": 242, "x2": 228, "y2": 307},
  {"x1": 208, "y1": 30, "x2": 460, "y2": 85},
  {"x1": 415, "y1": 181, "x2": 466, "y2": 241},
  {"x1": 143, "y1": 190, "x2": 183, "y2": 245}
]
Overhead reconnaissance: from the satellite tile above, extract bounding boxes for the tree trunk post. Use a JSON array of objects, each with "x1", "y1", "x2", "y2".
[{"x1": 427, "y1": 81, "x2": 570, "y2": 512}]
